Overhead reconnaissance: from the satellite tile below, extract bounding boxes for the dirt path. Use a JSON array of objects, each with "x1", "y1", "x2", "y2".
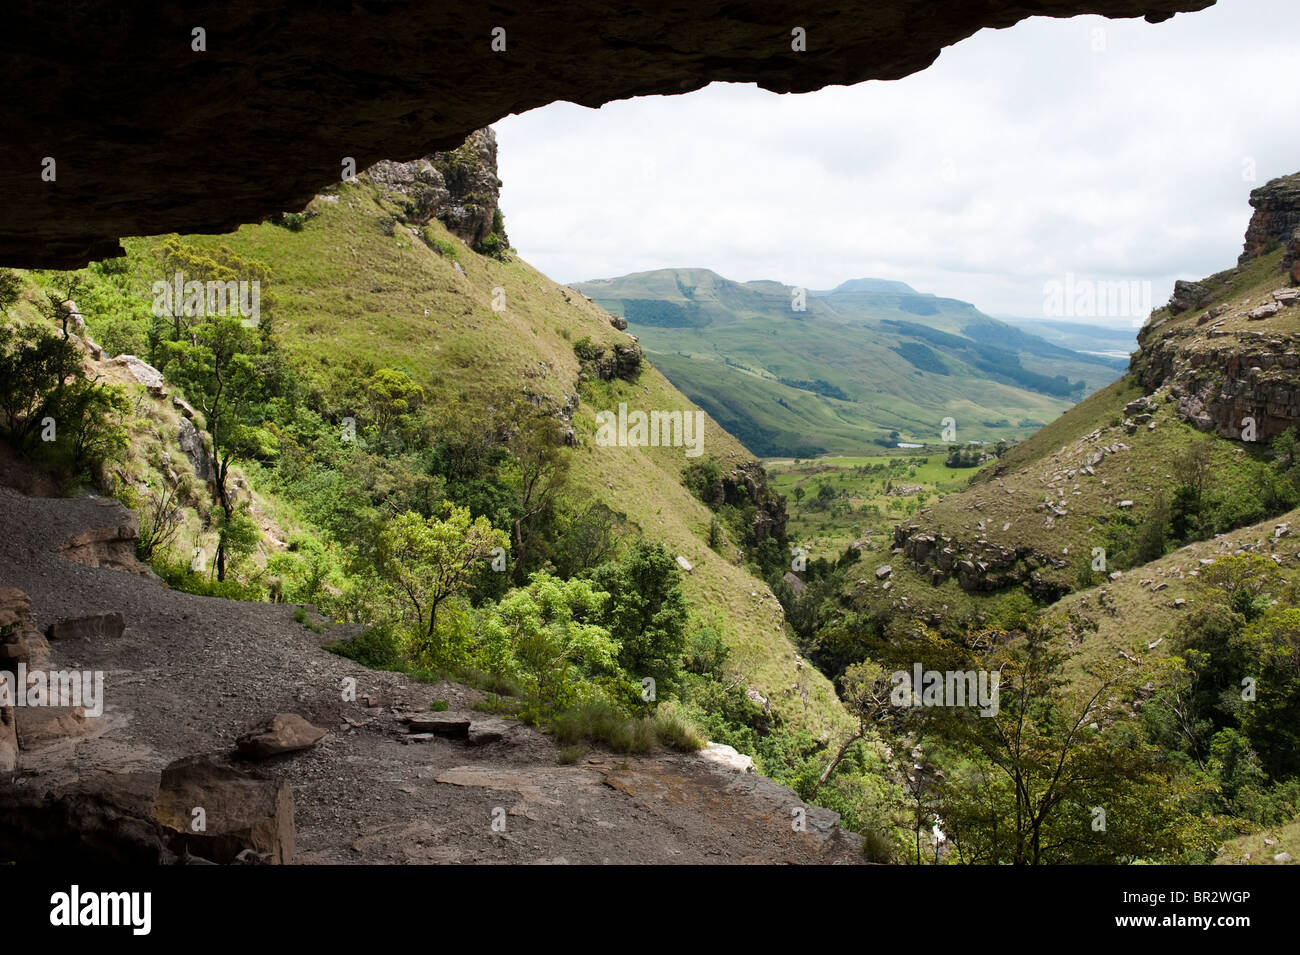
[{"x1": 0, "y1": 485, "x2": 861, "y2": 864}]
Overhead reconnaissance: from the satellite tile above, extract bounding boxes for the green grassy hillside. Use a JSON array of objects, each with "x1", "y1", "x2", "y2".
[{"x1": 235, "y1": 195, "x2": 839, "y2": 736}]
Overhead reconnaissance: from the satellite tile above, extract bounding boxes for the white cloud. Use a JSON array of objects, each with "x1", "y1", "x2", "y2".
[{"x1": 496, "y1": 0, "x2": 1300, "y2": 318}]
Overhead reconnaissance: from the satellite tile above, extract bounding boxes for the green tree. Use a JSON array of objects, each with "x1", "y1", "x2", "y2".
[
  {"x1": 374, "y1": 505, "x2": 507, "y2": 652},
  {"x1": 476, "y1": 573, "x2": 624, "y2": 720},
  {"x1": 925, "y1": 625, "x2": 1209, "y2": 864},
  {"x1": 161, "y1": 314, "x2": 278, "y2": 580},
  {"x1": 588, "y1": 540, "x2": 689, "y2": 699},
  {"x1": 503, "y1": 412, "x2": 570, "y2": 585}
]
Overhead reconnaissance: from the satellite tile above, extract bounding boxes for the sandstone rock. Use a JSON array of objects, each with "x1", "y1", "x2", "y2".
[
  {"x1": 699, "y1": 742, "x2": 754, "y2": 774},
  {"x1": 0, "y1": 770, "x2": 171, "y2": 863},
  {"x1": 155, "y1": 755, "x2": 294, "y2": 864},
  {"x1": 177, "y1": 416, "x2": 216, "y2": 483},
  {"x1": 875, "y1": 564, "x2": 892, "y2": 580},
  {"x1": 0, "y1": 588, "x2": 50, "y2": 667},
  {"x1": 1241, "y1": 172, "x2": 1300, "y2": 267},
  {"x1": 235, "y1": 713, "x2": 329, "y2": 758},
  {"x1": 1168, "y1": 280, "x2": 1211, "y2": 314},
  {"x1": 172, "y1": 395, "x2": 197, "y2": 419},
  {"x1": 404, "y1": 712, "x2": 471, "y2": 737},
  {"x1": 1274, "y1": 851, "x2": 1294, "y2": 864},
  {"x1": 466, "y1": 718, "x2": 511, "y2": 746},
  {"x1": 15, "y1": 705, "x2": 93, "y2": 749},
  {"x1": 109, "y1": 354, "x2": 166, "y2": 395},
  {"x1": 608, "y1": 312, "x2": 628, "y2": 331},
  {"x1": 0, "y1": 704, "x2": 16, "y2": 772},
  {"x1": 675, "y1": 555, "x2": 693, "y2": 573},
  {"x1": 1248, "y1": 302, "x2": 1282, "y2": 320},
  {"x1": 45, "y1": 610, "x2": 126, "y2": 642},
  {"x1": 363, "y1": 129, "x2": 508, "y2": 251}
]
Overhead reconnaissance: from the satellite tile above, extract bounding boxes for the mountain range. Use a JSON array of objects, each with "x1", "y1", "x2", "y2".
[{"x1": 574, "y1": 270, "x2": 1128, "y2": 456}]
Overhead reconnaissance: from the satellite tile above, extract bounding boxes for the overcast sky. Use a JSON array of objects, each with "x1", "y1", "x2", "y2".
[{"x1": 495, "y1": 0, "x2": 1299, "y2": 322}]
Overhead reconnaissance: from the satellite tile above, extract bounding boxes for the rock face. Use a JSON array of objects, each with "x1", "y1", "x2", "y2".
[
  {"x1": 364, "y1": 128, "x2": 509, "y2": 251},
  {"x1": 155, "y1": 755, "x2": 295, "y2": 864},
  {"x1": 56, "y1": 501, "x2": 149, "y2": 575},
  {"x1": 1134, "y1": 320, "x2": 1300, "y2": 443},
  {"x1": 695, "y1": 461, "x2": 788, "y2": 543},
  {"x1": 0, "y1": 0, "x2": 1214, "y2": 269},
  {"x1": 1240, "y1": 172, "x2": 1300, "y2": 268}
]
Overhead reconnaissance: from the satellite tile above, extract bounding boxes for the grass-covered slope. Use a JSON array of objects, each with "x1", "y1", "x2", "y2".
[
  {"x1": 72, "y1": 182, "x2": 851, "y2": 743},
  {"x1": 876, "y1": 247, "x2": 1299, "y2": 614}
]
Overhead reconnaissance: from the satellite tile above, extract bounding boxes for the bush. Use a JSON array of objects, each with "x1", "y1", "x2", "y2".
[
  {"x1": 328, "y1": 623, "x2": 405, "y2": 670},
  {"x1": 551, "y1": 700, "x2": 703, "y2": 753}
]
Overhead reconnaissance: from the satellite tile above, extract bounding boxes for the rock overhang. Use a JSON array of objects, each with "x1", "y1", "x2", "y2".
[{"x1": 1, "y1": 0, "x2": 1214, "y2": 269}]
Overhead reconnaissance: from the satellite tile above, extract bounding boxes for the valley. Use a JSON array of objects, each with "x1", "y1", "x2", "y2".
[
  {"x1": 1, "y1": 0, "x2": 1298, "y2": 878},
  {"x1": 575, "y1": 270, "x2": 1127, "y2": 456}
]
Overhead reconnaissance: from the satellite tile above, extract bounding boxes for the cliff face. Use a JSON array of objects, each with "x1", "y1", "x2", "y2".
[
  {"x1": 364, "y1": 128, "x2": 509, "y2": 252},
  {"x1": 1135, "y1": 171, "x2": 1300, "y2": 442},
  {"x1": 1240, "y1": 172, "x2": 1300, "y2": 278}
]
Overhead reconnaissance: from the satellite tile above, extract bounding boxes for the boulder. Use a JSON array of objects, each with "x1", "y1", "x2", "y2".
[
  {"x1": 875, "y1": 564, "x2": 892, "y2": 580},
  {"x1": 699, "y1": 742, "x2": 754, "y2": 774},
  {"x1": 155, "y1": 755, "x2": 294, "y2": 864},
  {"x1": 466, "y1": 718, "x2": 511, "y2": 746},
  {"x1": 1168, "y1": 280, "x2": 1211, "y2": 314},
  {"x1": 235, "y1": 713, "x2": 328, "y2": 759},
  {"x1": 109, "y1": 354, "x2": 166, "y2": 395},
  {"x1": 0, "y1": 770, "x2": 171, "y2": 864},
  {"x1": 403, "y1": 712, "x2": 471, "y2": 737}
]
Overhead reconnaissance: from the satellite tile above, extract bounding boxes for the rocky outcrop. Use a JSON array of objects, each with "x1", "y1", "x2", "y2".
[
  {"x1": 575, "y1": 339, "x2": 643, "y2": 384},
  {"x1": 1135, "y1": 303, "x2": 1300, "y2": 442},
  {"x1": 697, "y1": 461, "x2": 789, "y2": 543},
  {"x1": 56, "y1": 501, "x2": 149, "y2": 576},
  {"x1": 1167, "y1": 279, "x2": 1212, "y2": 315},
  {"x1": 1240, "y1": 172, "x2": 1300, "y2": 268},
  {"x1": 892, "y1": 524, "x2": 1069, "y2": 600},
  {"x1": 0, "y1": 0, "x2": 1214, "y2": 269},
  {"x1": 364, "y1": 128, "x2": 509, "y2": 251},
  {"x1": 177, "y1": 417, "x2": 217, "y2": 485}
]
